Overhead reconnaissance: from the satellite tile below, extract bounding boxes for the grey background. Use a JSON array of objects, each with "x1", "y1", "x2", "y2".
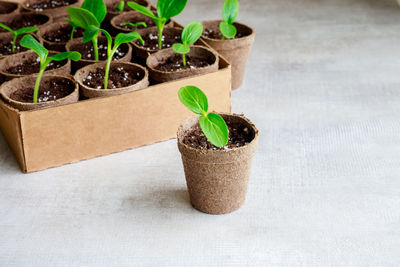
[{"x1": 1, "y1": 0, "x2": 400, "y2": 266}]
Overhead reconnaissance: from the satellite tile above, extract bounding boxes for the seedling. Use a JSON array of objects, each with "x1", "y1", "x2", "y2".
[
  {"x1": 172, "y1": 22, "x2": 202, "y2": 67},
  {"x1": 127, "y1": 0, "x2": 187, "y2": 49},
  {"x1": 114, "y1": 0, "x2": 125, "y2": 12},
  {"x1": 178, "y1": 86, "x2": 229, "y2": 147},
  {"x1": 121, "y1": 22, "x2": 147, "y2": 30},
  {"x1": 0, "y1": 24, "x2": 38, "y2": 53},
  {"x1": 220, "y1": 0, "x2": 239, "y2": 39},
  {"x1": 20, "y1": 35, "x2": 81, "y2": 103}
]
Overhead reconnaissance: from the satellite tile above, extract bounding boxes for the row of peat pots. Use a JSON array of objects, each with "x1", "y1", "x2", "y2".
[{"x1": 0, "y1": 0, "x2": 258, "y2": 215}]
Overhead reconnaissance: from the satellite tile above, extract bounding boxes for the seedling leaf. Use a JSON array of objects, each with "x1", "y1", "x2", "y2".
[
  {"x1": 157, "y1": 0, "x2": 187, "y2": 20},
  {"x1": 83, "y1": 25, "x2": 99, "y2": 43},
  {"x1": 127, "y1": 1, "x2": 157, "y2": 19},
  {"x1": 20, "y1": 34, "x2": 48, "y2": 63},
  {"x1": 181, "y1": 22, "x2": 202, "y2": 45},
  {"x1": 15, "y1": 26, "x2": 38, "y2": 35},
  {"x1": 199, "y1": 113, "x2": 229, "y2": 147},
  {"x1": 81, "y1": 0, "x2": 107, "y2": 24},
  {"x1": 178, "y1": 86, "x2": 208, "y2": 115},
  {"x1": 121, "y1": 22, "x2": 147, "y2": 29},
  {"x1": 172, "y1": 43, "x2": 189, "y2": 54},
  {"x1": 48, "y1": 51, "x2": 81, "y2": 62},
  {"x1": 67, "y1": 7, "x2": 100, "y2": 28},
  {"x1": 114, "y1": 0, "x2": 125, "y2": 12},
  {"x1": 115, "y1": 31, "x2": 144, "y2": 47},
  {"x1": 222, "y1": 0, "x2": 239, "y2": 25},
  {"x1": 0, "y1": 23, "x2": 14, "y2": 33},
  {"x1": 220, "y1": 21, "x2": 236, "y2": 39}
]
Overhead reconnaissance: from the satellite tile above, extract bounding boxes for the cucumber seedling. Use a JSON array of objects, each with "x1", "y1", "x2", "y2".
[
  {"x1": 0, "y1": 24, "x2": 38, "y2": 53},
  {"x1": 20, "y1": 35, "x2": 81, "y2": 103},
  {"x1": 127, "y1": 0, "x2": 187, "y2": 49},
  {"x1": 220, "y1": 0, "x2": 239, "y2": 39},
  {"x1": 114, "y1": 0, "x2": 125, "y2": 12},
  {"x1": 178, "y1": 85, "x2": 229, "y2": 148},
  {"x1": 121, "y1": 22, "x2": 147, "y2": 30},
  {"x1": 172, "y1": 22, "x2": 202, "y2": 67}
]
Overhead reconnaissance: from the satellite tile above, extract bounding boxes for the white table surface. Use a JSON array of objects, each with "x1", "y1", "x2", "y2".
[{"x1": 1, "y1": 0, "x2": 400, "y2": 266}]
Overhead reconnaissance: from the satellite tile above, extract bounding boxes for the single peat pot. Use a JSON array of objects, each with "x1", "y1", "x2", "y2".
[
  {"x1": 202, "y1": 20, "x2": 255, "y2": 90},
  {"x1": 177, "y1": 113, "x2": 259, "y2": 215},
  {"x1": 146, "y1": 45, "x2": 219, "y2": 83},
  {"x1": 0, "y1": 12, "x2": 52, "y2": 33},
  {"x1": 0, "y1": 74, "x2": 79, "y2": 111},
  {"x1": 66, "y1": 36, "x2": 132, "y2": 72},
  {"x1": 0, "y1": 50, "x2": 71, "y2": 81},
  {"x1": 74, "y1": 61, "x2": 149, "y2": 99},
  {"x1": 111, "y1": 10, "x2": 170, "y2": 33},
  {"x1": 133, "y1": 26, "x2": 182, "y2": 61},
  {"x1": 22, "y1": 0, "x2": 82, "y2": 21},
  {"x1": 0, "y1": 1, "x2": 19, "y2": 15},
  {"x1": 38, "y1": 21, "x2": 84, "y2": 51}
]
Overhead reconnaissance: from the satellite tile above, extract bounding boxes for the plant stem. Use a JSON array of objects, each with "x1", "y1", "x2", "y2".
[
  {"x1": 33, "y1": 68, "x2": 45, "y2": 103},
  {"x1": 182, "y1": 53, "x2": 186, "y2": 67},
  {"x1": 70, "y1": 26, "x2": 76, "y2": 41},
  {"x1": 92, "y1": 35, "x2": 99, "y2": 61},
  {"x1": 12, "y1": 34, "x2": 17, "y2": 53},
  {"x1": 156, "y1": 21, "x2": 164, "y2": 50},
  {"x1": 104, "y1": 58, "x2": 112, "y2": 90}
]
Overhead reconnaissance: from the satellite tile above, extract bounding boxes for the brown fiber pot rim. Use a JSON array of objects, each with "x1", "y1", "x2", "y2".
[
  {"x1": 0, "y1": 74, "x2": 79, "y2": 111},
  {"x1": 106, "y1": 0, "x2": 150, "y2": 17},
  {"x1": 0, "y1": 1, "x2": 19, "y2": 15},
  {"x1": 146, "y1": 45, "x2": 219, "y2": 75},
  {"x1": 38, "y1": 21, "x2": 78, "y2": 48},
  {"x1": 21, "y1": 0, "x2": 81, "y2": 13},
  {"x1": 133, "y1": 26, "x2": 183, "y2": 53},
  {"x1": 0, "y1": 12, "x2": 53, "y2": 32}
]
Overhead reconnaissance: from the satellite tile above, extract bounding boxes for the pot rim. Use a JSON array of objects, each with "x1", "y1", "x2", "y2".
[
  {"x1": 201, "y1": 19, "x2": 255, "y2": 43},
  {"x1": 21, "y1": 0, "x2": 80, "y2": 11},
  {"x1": 0, "y1": 1, "x2": 19, "y2": 15},
  {"x1": 106, "y1": 0, "x2": 151, "y2": 16},
  {"x1": 38, "y1": 20, "x2": 75, "y2": 46},
  {"x1": 0, "y1": 12, "x2": 53, "y2": 30}
]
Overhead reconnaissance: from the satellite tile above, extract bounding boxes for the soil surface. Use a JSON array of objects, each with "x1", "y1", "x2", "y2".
[
  {"x1": 0, "y1": 36, "x2": 29, "y2": 57},
  {"x1": 203, "y1": 28, "x2": 245, "y2": 40},
  {"x1": 0, "y1": 14, "x2": 49, "y2": 32},
  {"x1": 0, "y1": 2, "x2": 17, "y2": 14},
  {"x1": 108, "y1": 0, "x2": 147, "y2": 12},
  {"x1": 43, "y1": 26, "x2": 84, "y2": 43},
  {"x1": 25, "y1": 0, "x2": 77, "y2": 10},
  {"x1": 82, "y1": 66, "x2": 141, "y2": 89},
  {"x1": 5, "y1": 57, "x2": 67, "y2": 75},
  {"x1": 10, "y1": 77, "x2": 75, "y2": 103},
  {"x1": 73, "y1": 40, "x2": 128, "y2": 61},
  {"x1": 118, "y1": 16, "x2": 156, "y2": 30},
  {"x1": 183, "y1": 120, "x2": 254, "y2": 150},
  {"x1": 154, "y1": 54, "x2": 211, "y2": 72},
  {"x1": 136, "y1": 32, "x2": 181, "y2": 50}
]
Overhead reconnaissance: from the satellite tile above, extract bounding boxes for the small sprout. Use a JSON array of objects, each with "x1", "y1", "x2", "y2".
[
  {"x1": 127, "y1": 0, "x2": 187, "y2": 49},
  {"x1": 172, "y1": 22, "x2": 202, "y2": 67},
  {"x1": 0, "y1": 24, "x2": 38, "y2": 53},
  {"x1": 178, "y1": 86, "x2": 229, "y2": 147},
  {"x1": 20, "y1": 35, "x2": 81, "y2": 103},
  {"x1": 114, "y1": 0, "x2": 124, "y2": 12},
  {"x1": 121, "y1": 21, "x2": 147, "y2": 30},
  {"x1": 220, "y1": 0, "x2": 239, "y2": 39}
]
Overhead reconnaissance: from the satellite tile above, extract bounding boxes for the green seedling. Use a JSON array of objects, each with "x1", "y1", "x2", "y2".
[
  {"x1": 20, "y1": 35, "x2": 81, "y2": 103},
  {"x1": 127, "y1": 0, "x2": 187, "y2": 49},
  {"x1": 172, "y1": 22, "x2": 202, "y2": 67},
  {"x1": 121, "y1": 22, "x2": 147, "y2": 30},
  {"x1": 178, "y1": 86, "x2": 229, "y2": 147},
  {"x1": 220, "y1": 0, "x2": 239, "y2": 39},
  {"x1": 114, "y1": 0, "x2": 125, "y2": 12},
  {"x1": 67, "y1": 0, "x2": 107, "y2": 61},
  {"x1": 0, "y1": 24, "x2": 38, "y2": 53}
]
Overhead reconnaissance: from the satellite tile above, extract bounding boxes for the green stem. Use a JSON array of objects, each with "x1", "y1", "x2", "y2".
[
  {"x1": 156, "y1": 21, "x2": 164, "y2": 50},
  {"x1": 70, "y1": 26, "x2": 75, "y2": 41},
  {"x1": 92, "y1": 35, "x2": 99, "y2": 61},
  {"x1": 33, "y1": 68, "x2": 45, "y2": 103},
  {"x1": 12, "y1": 34, "x2": 17, "y2": 53},
  {"x1": 104, "y1": 58, "x2": 112, "y2": 90},
  {"x1": 182, "y1": 53, "x2": 186, "y2": 67}
]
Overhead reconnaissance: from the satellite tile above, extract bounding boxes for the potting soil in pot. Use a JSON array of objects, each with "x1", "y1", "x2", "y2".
[
  {"x1": 75, "y1": 41, "x2": 128, "y2": 61},
  {"x1": 43, "y1": 26, "x2": 84, "y2": 43},
  {"x1": 154, "y1": 54, "x2": 211, "y2": 72},
  {"x1": 5, "y1": 58, "x2": 67, "y2": 75},
  {"x1": 136, "y1": 32, "x2": 181, "y2": 50},
  {"x1": 0, "y1": 37, "x2": 28, "y2": 57},
  {"x1": 25, "y1": 0, "x2": 78, "y2": 11},
  {"x1": 0, "y1": 14, "x2": 49, "y2": 32},
  {"x1": 82, "y1": 66, "x2": 143, "y2": 89}
]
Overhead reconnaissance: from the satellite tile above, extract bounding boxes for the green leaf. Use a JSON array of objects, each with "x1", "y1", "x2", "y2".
[
  {"x1": 81, "y1": 0, "x2": 107, "y2": 24},
  {"x1": 0, "y1": 23, "x2": 14, "y2": 33},
  {"x1": 157, "y1": 0, "x2": 187, "y2": 20},
  {"x1": 114, "y1": 0, "x2": 124, "y2": 12},
  {"x1": 222, "y1": 0, "x2": 239, "y2": 24},
  {"x1": 15, "y1": 26, "x2": 38, "y2": 35},
  {"x1": 178, "y1": 86, "x2": 208, "y2": 115},
  {"x1": 20, "y1": 34, "x2": 48, "y2": 63},
  {"x1": 181, "y1": 22, "x2": 202, "y2": 45},
  {"x1": 199, "y1": 113, "x2": 229, "y2": 147},
  {"x1": 172, "y1": 43, "x2": 189, "y2": 54},
  {"x1": 219, "y1": 21, "x2": 237, "y2": 38},
  {"x1": 83, "y1": 25, "x2": 99, "y2": 43},
  {"x1": 121, "y1": 22, "x2": 147, "y2": 28},
  {"x1": 67, "y1": 7, "x2": 100, "y2": 29},
  {"x1": 65, "y1": 18, "x2": 78, "y2": 28},
  {"x1": 127, "y1": 1, "x2": 157, "y2": 19},
  {"x1": 48, "y1": 51, "x2": 81, "y2": 62},
  {"x1": 114, "y1": 31, "x2": 144, "y2": 47}
]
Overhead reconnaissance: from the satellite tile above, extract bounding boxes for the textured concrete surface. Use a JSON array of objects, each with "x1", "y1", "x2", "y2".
[{"x1": 1, "y1": 0, "x2": 400, "y2": 266}]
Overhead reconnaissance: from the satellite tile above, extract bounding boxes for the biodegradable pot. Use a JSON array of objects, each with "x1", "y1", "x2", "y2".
[
  {"x1": 177, "y1": 113, "x2": 259, "y2": 214},
  {"x1": 146, "y1": 46, "x2": 219, "y2": 83},
  {"x1": 0, "y1": 74, "x2": 79, "y2": 111},
  {"x1": 0, "y1": 32, "x2": 42, "y2": 60},
  {"x1": 38, "y1": 21, "x2": 84, "y2": 51},
  {"x1": 133, "y1": 26, "x2": 182, "y2": 61},
  {"x1": 74, "y1": 61, "x2": 149, "y2": 99},
  {"x1": 21, "y1": 0, "x2": 82, "y2": 21},
  {"x1": 0, "y1": 1, "x2": 19, "y2": 15},
  {"x1": 0, "y1": 12, "x2": 52, "y2": 33},
  {"x1": 202, "y1": 20, "x2": 255, "y2": 90},
  {"x1": 0, "y1": 50, "x2": 71, "y2": 81},
  {"x1": 66, "y1": 36, "x2": 132, "y2": 72}
]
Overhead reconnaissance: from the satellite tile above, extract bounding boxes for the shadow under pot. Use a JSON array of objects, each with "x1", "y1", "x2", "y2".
[
  {"x1": 21, "y1": 0, "x2": 82, "y2": 22},
  {"x1": 66, "y1": 36, "x2": 132, "y2": 73},
  {"x1": 38, "y1": 21, "x2": 85, "y2": 51},
  {"x1": 177, "y1": 113, "x2": 259, "y2": 215},
  {"x1": 202, "y1": 20, "x2": 255, "y2": 90},
  {"x1": 0, "y1": 74, "x2": 79, "y2": 111},
  {"x1": 146, "y1": 45, "x2": 219, "y2": 83},
  {"x1": 0, "y1": 12, "x2": 52, "y2": 33},
  {"x1": 0, "y1": 1, "x2": 19, "y2": 15},
  {"x1": 132, "y1": 27, "x2": 182, "y2": 61},
  {"x1": 0, "y1": 32, "x2": 41, "y2": 60},
  {"x1": 74, "y1": 61, "x2": 149, "y2": 99},
  {"x1": 0, "y1": 50, "x2": 71, "y2": 81}
]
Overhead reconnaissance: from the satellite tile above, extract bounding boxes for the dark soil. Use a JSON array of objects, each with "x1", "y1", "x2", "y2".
[
  {"x1": 0, "y1": 14, "x2": 49, "y2": 32},
  {"x1": 82, "y1": 66, "x2": 141, "y2": 89},
  {"x1": 108, "y1": 0, "x2": 147, "y2": 12},
  {"x1": 118, "y1": 16, "x2": 156, "y2": 30},
  {"x1": 203, "y1": 28, "x2": 245, "y2": 40},
  {"x1": 73, "y1": 40, "x2": 128, "y2": 61},
  {"x1": 10, "y1": 77, "x2": 75, "y2": 103},
  {"x1": 0, "y1": 36, "x2": 29, "y2": 57},
  {"x1": 154, "y1": 54, "x2": 211, "y2": 72},
  {"x1": 25, "y1": 0, "x2": 77, "y2": 10},
  {"x1": 183, "y1": 120, "x2": 254, "y2": 150},
  {"x1": 0, "y1": 2, "x2": 18, "y2": 14},
  {"x1": 136, "y1": 31, "x2": 181, "y2": 50},
  {"x1": 43, "y1": 25, "x2": 84, "y2": 43},
  {"x1": 5, "y1": 56, "x2": 67, "y2": 75}
]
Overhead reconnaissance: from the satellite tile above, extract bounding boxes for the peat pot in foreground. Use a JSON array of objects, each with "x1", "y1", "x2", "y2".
[
  {"x1": 0, "y1": 50, "x2": 71, "y2": 81},
  {"x1": 74, "y1": 61, "x2": 149, "y2": 99},
  {"x1": 146, "y1": 45, "x2": 219, "y2": 83},
  {"x1": 0, "y1": 1, "x2": 19, "y2": 15},
  {"x1": 202, "y1": 20, "x2": 255, "y2": 90},
  {"x1": 177, "y1": 113, "x2": 259, "y2": 214},
  {"x1": 22, "y1": 0, "x2": 82, "y2": 21},
  {"x1": 38, "y1": 21, "x2": 84, "y2": 51},
  {"x1": 0, "y1": 74, "x2": 78, "y2": 111}
]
